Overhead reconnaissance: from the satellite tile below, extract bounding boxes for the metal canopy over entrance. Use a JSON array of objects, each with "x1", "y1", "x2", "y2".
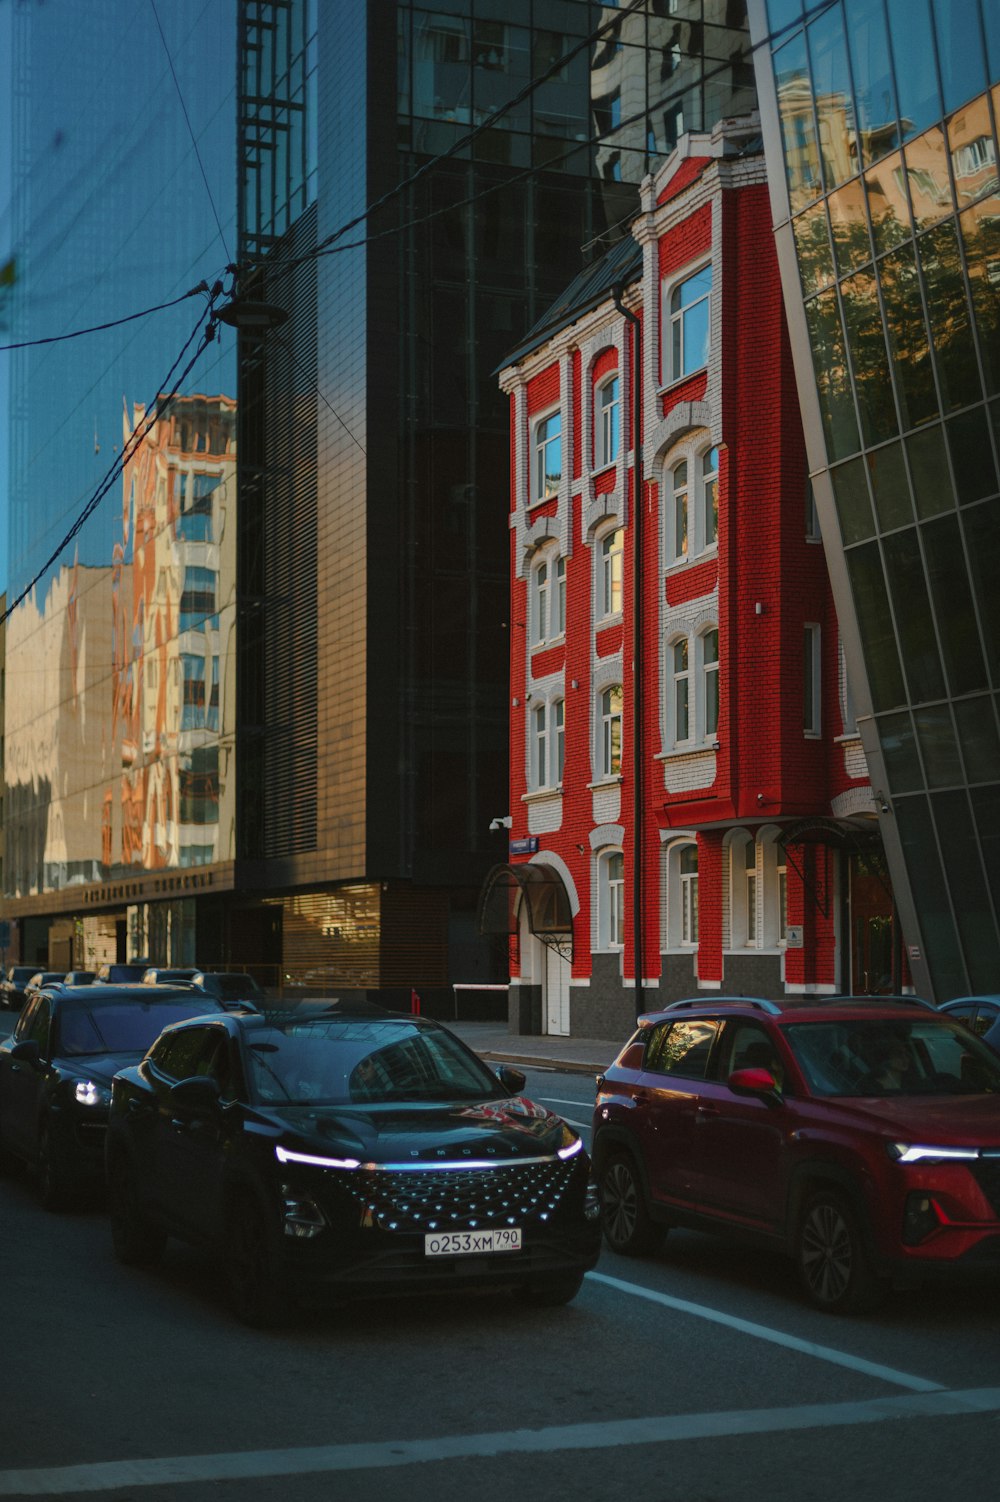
[{"x1": 478, "y1": 862, "x2": 573, "y2": 961}]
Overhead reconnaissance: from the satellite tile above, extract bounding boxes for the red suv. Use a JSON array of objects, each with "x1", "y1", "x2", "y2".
[{"x1": 592, "y1": 997, "x2": 1000, "y2": 1312}]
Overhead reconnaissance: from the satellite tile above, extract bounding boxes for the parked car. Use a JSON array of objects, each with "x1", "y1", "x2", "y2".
[
  {"x1": 1, "y1": 966, "x2": 40, "y2": 1011},
  {"x1": 106, "y1": 1005, "x2": 601, "y2": 1325},
  {"x1": 63, "y1": 971, "x2": 96, "y2": 986},
  {"x1": 592, "y1": 995, "x2": 1000, "y2": 1313},
  {"x1": 190, "y1": 971, "x2": 265, "y2": 1010},
  {"x1": 0, "y1": 984, "x2": 230, "y2": 1208},
  {"x1": 141, "y1": 968, "x2": 201, "y2": 986},
  {"x1": 94, "y1": 962, "x2": 151, "y2": 983},
  {"x1": 939, "y1": 996, "x2": 1000, "y2": 1055},
  {"x1": 23, "y1": 972, "x2": 67, "y2": 1005}
]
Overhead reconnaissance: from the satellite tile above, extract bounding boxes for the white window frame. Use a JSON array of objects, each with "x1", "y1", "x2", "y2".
[
  {"x1": 679, "y1": 844, "x2": 699, "y2": 946},
  {"x1": 670, "y1": 636, "x2": 691, "y2": 746},
  {"x1": 598, "y1": 528, "x2": 624, "y2": 620},
  {"x1": 554, "y1": 555, "x2": 566, "y2": 638},
  {"x1": 699, "y1": 626, "x2": 719, "y2": 740},
  {"x1": 553, "y1": 697, "x2": 565, "y2": 783},
  {"x1": 665, "y1": 442, "x2": 718, "y2": 566},
  {"x1": 701, "y1": 447, "x2": 718, "y2": 549},
  {"x1": 530, "y1": 557, "x2": 549, "y2": 647},
  {"x1": 599, "y1": 684, "x2": 623, "y2": 780},
  {"x1": 804, "y1": 622, "x2": 821, "y2": 737},
  {"x1": 662, "y1": 261, "x2": 711, "y2": 386},
  {"x1": 530, "y1": 549, "x2": 565, "y2": 647},
  {"x1": 527, "y1": 695, "x2": 564, "y2": 792},
  {"x1": 596, "y1": 373, "x2": 620, "y2": 469},
  {"x1": 532, "y1": 408, "x2": 561, "y2": 503},
  {"x1": 670, "y1": 460, "x2": 688, "y2": 563},
  {"x1": 598, "y1": 849, "x2": 625, "y2": 951}
]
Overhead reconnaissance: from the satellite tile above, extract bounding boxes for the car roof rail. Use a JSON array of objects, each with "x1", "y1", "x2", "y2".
[
  {"x1": 662, "y1": 995, "x2": 783, "y2": 1016},
  {"x1": 821, "y1": 994, "x2": 936, "y2": 1012}
]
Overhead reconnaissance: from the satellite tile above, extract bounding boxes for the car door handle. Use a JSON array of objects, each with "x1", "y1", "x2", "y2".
[{"x1": 695, "y1": 1104, "x2": 719, "y2": 1123}]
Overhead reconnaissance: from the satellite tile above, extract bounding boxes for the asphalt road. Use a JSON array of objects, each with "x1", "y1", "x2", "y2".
[{"x1": 2, "y1": 1058, "x2": 1000, "y2": 1501}]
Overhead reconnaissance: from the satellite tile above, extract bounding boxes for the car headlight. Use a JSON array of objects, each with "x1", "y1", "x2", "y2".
[
  {"x1": 275, "y1": 1145, "x2": 360, "y2": 1169},
  {"x1": 887, "y1": 1141, "x2": 980, "y2": 1164},
  {"x1": 74, "y1": 1080, "x2": 111, "y2": 1107}
]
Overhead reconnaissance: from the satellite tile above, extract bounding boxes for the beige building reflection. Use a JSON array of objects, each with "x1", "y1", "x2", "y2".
[{"x1": 4, "y1": 392, "x2": 236, "y2": 907}]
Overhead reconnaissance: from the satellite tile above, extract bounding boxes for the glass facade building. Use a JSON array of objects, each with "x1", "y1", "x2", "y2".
[{"x1": 749, "y1": 0, "x2": 1000, "y2": 1001}]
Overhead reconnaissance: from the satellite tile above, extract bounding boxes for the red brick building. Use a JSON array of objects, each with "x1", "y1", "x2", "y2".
[{"x1": 485, "y1": 118, "x2": 896, "y2": 1040}]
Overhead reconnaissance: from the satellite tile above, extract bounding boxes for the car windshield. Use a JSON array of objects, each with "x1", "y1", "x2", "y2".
[
  {"x1": 58, "y1": 999, "x2": 222, "y2": 1056},
  {"x1": 244, "y1": 1019, "x2": 502, "y2": 1106},
  {"x1": 783, "y1": 1017, "x2": 1000, "y2": 1097},
  {"x1": 206, "y1": 975, "x2": 262, "y2": 1000}
]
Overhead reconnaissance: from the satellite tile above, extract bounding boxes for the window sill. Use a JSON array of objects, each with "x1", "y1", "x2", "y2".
[
  {"x1": 595, "y1": 612, "x2": 623, "y2": 629},
  {"x1": 589, "y1": 462, "x2": 618, "y2": 482},
  {"x1": 527, "y1": 493, "x2": 559, "y2": 511},
  {"x1": 655, "y1": 744, "x2": 717, "y2": 762},
  {"x1": 657, "y1": 366, "x2": 708, "y2": 399},
  {"x1": 834, "y1": 731, "x2": 860, "y2": 744},
  {"x1": 521, "y1": 786, "x2": 562, "y2": 804},
  {"x1": 530, "y1": 633, "x2": 565, "y2": 653},
  {"x1": 664, "y1": 545, "x2": 718, "y2": 573},
  {"x1": 587, "y1": 776, "x2": 623, "y2": 790}
]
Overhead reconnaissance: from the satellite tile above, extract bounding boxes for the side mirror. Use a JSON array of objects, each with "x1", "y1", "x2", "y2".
[
  {"x1": 170, "y1": 1075, "x2": 222, "y2": 1111},
  {"x1": 496, "y1": 1064, "x2": 527, "y2": 1094},
  {"x1": 728, "y1": 1065, "x2": 780, "y2": 1098},
  {"x1": 10, "y1": 1039, "x2": 42, "y2": 1068}
]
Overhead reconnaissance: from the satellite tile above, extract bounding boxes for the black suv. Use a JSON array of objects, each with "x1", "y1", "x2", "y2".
[
  {"x1": 0, "y1": 984, "x2": 228, "y2": 1207},
  {"x1": 107, "y1": 1006, "x2": 600, "y2": 1324},
  {"x1": 593, "y1": 996, "x2": 1000, "y2": 1312}
]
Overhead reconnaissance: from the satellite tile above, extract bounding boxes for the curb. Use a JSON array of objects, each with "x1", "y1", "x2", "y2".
[{"x1": 480, "y1": 1049, "x2": 606, "y2": 1077}]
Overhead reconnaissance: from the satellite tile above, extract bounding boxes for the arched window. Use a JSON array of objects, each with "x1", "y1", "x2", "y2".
[
  {"x1": 700, "y1": 627, "x2": 719, "y2": 739},
  {"x1": 671, "y1": 638, "x2": 690, "y2": 745},
  {"x1": 532, "y1": 410, "x2": 561, "y2": 501},
  {"x1": 664, "y1": 263, "x2": 711, "y2": 382},
  {"x1": 530, "y1": 549, "x2": 564, "y2": 646},
  {"x1": 598, "y1": 849, "x2": 625, "y2": 950},
  {"x1": 531, "y1": 557, "x2": 549, "y2": 646},
  {"x1": 599, "y1": 684, "x2": 623, "y2": 778},
  {"x1": 599, "y1": 529, "x2": 624, "y2": 618},
  {"x1": 597, "y1": 374, "x2": 620, "y2": 468},
  {"x1": 702, "y1": 447, "x2": 718, "y2": 548},
  {"x1": 679, "y1": 844, "x2": 698, "y2": 945},
  {"x1": 528, "y1": 697, "x2": 564, "y2": 791},
  {"x1": 670, "y1": 461, "x2": 688, "y2": 562}
]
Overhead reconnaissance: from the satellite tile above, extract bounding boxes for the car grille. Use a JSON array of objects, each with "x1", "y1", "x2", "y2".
[
  {"x1": 971, "y1": 1155, "x2": 1000, "y2": 1217},
  {"x1": 333, "y1": 1157, "x2": 581, "y2": 1234}
]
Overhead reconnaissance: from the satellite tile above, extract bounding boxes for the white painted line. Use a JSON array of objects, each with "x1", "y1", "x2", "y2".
[
  {"x1": 553, "y1": 1115, "x2": 592, "y2": 1133},
  {"x1": 587, "y1": 1271, "x2": 943, "y2": 1392},
  {"x1": 540, "y1": 1097, "x2": 595, "y2": 1110},
  {"x1": 2, "y1": 1389, "x2": 997, "y2": 1493}
]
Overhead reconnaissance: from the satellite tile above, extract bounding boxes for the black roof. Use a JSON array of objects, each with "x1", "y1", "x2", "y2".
[{"x1": 498, "y1": 232, "x2": 642, "y2": 372}]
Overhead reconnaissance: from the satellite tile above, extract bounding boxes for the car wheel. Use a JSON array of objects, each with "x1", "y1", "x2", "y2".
[
  {"x1": 108, "y1": 1155, "x2": 166, "y2": 1266},
  {"x1": 796, "y1": 1189, "x2": 884, "y2": 1314},
  {"x1": 599, "y1": 1152, "x2": 665, "y2": 1257},
  {"x1": 36, "y1": 1123, "x2": 70, "y2": 1211},
  {"x1": 226, "y1": 1197, "x2": 289, "y2": 1328},
  {"x1": 518, "y1": 1272, "x2": 585, "y2": 1307}
]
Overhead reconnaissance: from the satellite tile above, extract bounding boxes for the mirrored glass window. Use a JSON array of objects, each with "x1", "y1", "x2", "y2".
[
  {"x1": 831, "y1": 457, "x2": 875, "y2": 544},
  {"x1": 865, "y1": 151, "x2": 911, "y2": 255},
  {"x1": 847, "y1": 0, "x2": 898, "y2": 169},
  {"x1": 923, "y1": 515, "x2": 988, "y2": 695},
  {"x1": 867, "y1": 441, "x2": 913, "y2": 530},
  {"x1": 793, "y1": 204, "x2": 836, "y2": 295},
  {"x1": 841, "y1": 270, "x2": 897, "y2": 445},
  {"x1": 846, "y1": 542, "x2": 906, "y2": 710},
  {"x1": 807, "y1": 3, "x2": 856, "y2": 190},
  {"x1": 932, "y1": 0, "x2": 988, "y2": 115},
  {"x1": 906, "y1": 424, "x2": 953, "y2": 519},
  {"x1": 914, "y1": 704, "x2": 963, "y2": 788},
  {"x1": 805, "y1": 289, "x2": 861, "y2": 459},
  {"x1": 919, "y1": 219, "x2": 982, "y2": 412},
  {"x1": 946, "y1": 406, "x2": 999, "y2": 505},
  {"x1": 883, "y1": 529, "x2": 946, "y2": 702},
  {"x1": 828, "y1": 179, "x2": 872, "y2": 275},
  {"x1": 932, "y1": 790, "x2": 1000, "y2": 991},
  {"x1": 947, "y1": 94, "x2": 998, "y2": 207},
  {"x1": 877, "y1": 711, "x2": 923, "y2": 793},
  {"x1": 774, "y1": 31, "x2": 823, "y2": 213},
  {"x1": 886, "y1": 0, "x2": 942, "y2": 144},
  {"x1": 902, "y1": 128, "x2": 952, "y2": 233},
  {"x1": 959, "y1": 194, "x2": 1000, "y2": 398},
  {"x1": 964, "y1": 499, "x2": 1000, "y2": 680},
  {"x1": 878, "y1": 244, "x2": 938, "y2": 432},
  {"x1": 894, "y1": 793, "x2": 967, "y2": 997},
  {"x1": 955, "y1": 697, "x2": 1000, "y2": 784}
]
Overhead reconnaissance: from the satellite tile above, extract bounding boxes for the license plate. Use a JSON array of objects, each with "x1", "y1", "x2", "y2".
[{"x1": 424, "y1": 1227, "x2": 522, "y2": 1257}]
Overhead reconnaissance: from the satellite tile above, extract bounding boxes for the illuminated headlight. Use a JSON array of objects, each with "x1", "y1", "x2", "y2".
[
  {"x1": 557, "y1": 1132, "x2": 583, "y2": 1161},
  {"x1": 74, "y1": 1080, "x2": 110, "y2": 1107},
  {"x1": 887, "y1": 1142, "x2": 980, "y2": 1164},
  {"x1": 275, "y1": 1145, "x2": 360, "y2": 1169}
]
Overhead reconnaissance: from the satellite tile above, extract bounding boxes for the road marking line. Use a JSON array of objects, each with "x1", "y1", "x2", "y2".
[
  {"x1": 553, "y1": 1115, "x2": 592, "y2": 1133},
  {"x1": 1, "y1": 1389, "x2": 997, "y2": 1494},
  {"x1": 587, "y1": 1270, "x2": 943, "y2": 1392},
  {"x1": 539, "y1": 1097, "x2": 595, "y2": 1109}
]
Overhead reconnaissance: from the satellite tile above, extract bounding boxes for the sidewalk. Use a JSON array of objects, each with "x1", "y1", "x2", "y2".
[{"x1": 446, "y1": 1019, "x2": 621, "y2": 1076}]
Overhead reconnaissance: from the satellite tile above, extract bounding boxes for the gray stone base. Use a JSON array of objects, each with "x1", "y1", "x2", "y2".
[{"x1": 509, "y1": 983, "x2": 541, "y2": 1035}]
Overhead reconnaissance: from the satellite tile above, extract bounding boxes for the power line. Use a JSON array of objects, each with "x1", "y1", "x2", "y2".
[{"x1": 0, "y1": 282, "x2": 211, "y2": 352}]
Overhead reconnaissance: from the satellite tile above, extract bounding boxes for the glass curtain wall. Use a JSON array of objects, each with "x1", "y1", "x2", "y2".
[
  {"x1": 751, "y1": 0, "x2": 1000, "y2": 1000},
  {"x1": 3, "y1": 3, "x2": 238, "y2": 911}
]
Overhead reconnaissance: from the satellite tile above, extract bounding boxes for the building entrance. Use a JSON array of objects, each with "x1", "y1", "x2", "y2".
[{"x1": 849, "y1": 852, "x2": 895, "y2": 995}]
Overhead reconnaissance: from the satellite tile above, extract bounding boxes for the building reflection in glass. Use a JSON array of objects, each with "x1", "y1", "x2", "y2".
[{"x1": 4, "y1": 394, "x2": 236, "y2": 899}]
